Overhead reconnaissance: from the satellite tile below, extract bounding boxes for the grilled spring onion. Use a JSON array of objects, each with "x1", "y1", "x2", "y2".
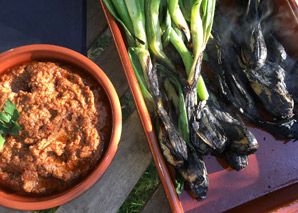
[
  {"x1": 103, "y1": 0, "x2": 135, "y2": 46},
  {"x1": 179, "y1": 0, "x2": 193, "y2": 22},
  {"x1": 125, "y1": 0, "x2": 148, "y2": 49},
  {"x1": 128, "y1": 48, "x2": 155, "y2": 111},
  {"x1": 169, "y1": 28, "x2": 193, "y2": 77},
  {"x1": 159, "y1": 2, "x2": 209, "y2": 101},
  {"x1": 110, "y1": 0, "x2": 134, "y2": 33},
  {"x1": 145, "y1": 0, "x2": 175, "y2": 69},
  {"x1": 158, "y1": 64, "x2": 189, "y2": 143},
  {"x1": 188, "y1": 0, "x2": 216, "y2": 100},
  {"x1": 167, "y1": 0, "x2": 191, "y2": 42}
]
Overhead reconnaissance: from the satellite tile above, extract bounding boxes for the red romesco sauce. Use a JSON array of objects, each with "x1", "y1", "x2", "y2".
[{"x1": 0, "y1": 61, "x2": 112, "y2": 195}]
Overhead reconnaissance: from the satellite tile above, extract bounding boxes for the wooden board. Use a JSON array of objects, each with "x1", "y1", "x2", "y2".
[
  {"x1": 57, "y1": 3, "x2": 153, "y2": 212},
  {"x1": 95, "y1": 43, "x2": 129, "y2": 97},
  {"x1": 141, "y1": 184, "x2": 171, "y2": 213},
  {"x1": 87, "y1": 0, "x2": 107, "y2": 48},
  {"x1": 0, "y1": 207, "x2": 30, "y2": 213}
]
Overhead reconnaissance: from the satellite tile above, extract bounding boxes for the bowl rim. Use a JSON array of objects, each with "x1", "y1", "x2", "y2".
[{"x1": 0, "y1": 44, "x2": 122, "y2": 210}]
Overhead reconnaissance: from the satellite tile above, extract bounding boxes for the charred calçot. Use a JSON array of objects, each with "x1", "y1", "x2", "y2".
[
  {"x1": 207, "y1": 89, "x2": 258, "y2": 156},
  {"x1": 205, "y1": 39, "x2": 262, "y2": 122},
  {"x1": 207, "y1": 0, "x2": 298, "y2": 140},
  {"x1": 244, "y1": 61, "x2": 294, "y2": 119},
  {"x1": 157, "y1": 64, "x2": 209, "y2": 200},
  {"x1": 238, "y1": 0, "x2": 267, "y2": 70}
]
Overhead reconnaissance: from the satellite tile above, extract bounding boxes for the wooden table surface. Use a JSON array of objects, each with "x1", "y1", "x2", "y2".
[{"x1": 0, "y1": 0, "x2": 171, "y2": 212}]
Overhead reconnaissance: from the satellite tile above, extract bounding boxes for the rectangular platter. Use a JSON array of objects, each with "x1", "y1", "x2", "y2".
[{"x1": 101, "y1": 0, "x2": 298, "y2": 211}]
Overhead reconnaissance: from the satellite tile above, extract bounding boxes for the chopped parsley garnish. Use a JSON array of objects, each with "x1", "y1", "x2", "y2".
[{"x1": 0, "y1": 99, "x2": 22, "y2": 147}]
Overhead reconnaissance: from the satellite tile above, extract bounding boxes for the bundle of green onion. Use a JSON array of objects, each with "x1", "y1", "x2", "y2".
[{"x1": 104, "y1": 0, "x2": 216, "y2": 200}]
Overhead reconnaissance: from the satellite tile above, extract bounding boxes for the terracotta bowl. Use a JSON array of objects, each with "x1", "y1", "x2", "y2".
[{"x1": 0, "y1": 44, "x2": 122, "y2": 210}]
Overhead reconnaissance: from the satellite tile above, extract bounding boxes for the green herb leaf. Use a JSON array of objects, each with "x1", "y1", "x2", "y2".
[
  {"x1": 12, "y1": 109, "x2": 20, "y2": 121},
  {"x1": 0, "y1": 135, "x2": 5, "y2": 148},
  {"x1": 10, "y1": 120, "x2": 22, "y2": 135},
  {"x1": 0, "y1": 112, "x2": 10, "y2": 123},
  {"x1": 0, "y1": 99, "x2": 21, "y2": 147},
  {"x1": 4, "y1": 98, "x2": 17, "y2": 117},
  {"x1": 0, "y1": 126, "x2": 9, "y2": 134},
  {"x1": 0, "y1": 122, "x2": 9, "y2": 129}
]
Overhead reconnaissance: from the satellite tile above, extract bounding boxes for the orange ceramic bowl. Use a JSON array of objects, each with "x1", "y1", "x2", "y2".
[{"x1": 0, "y1": 44, "x2": 122, "y2": 210}]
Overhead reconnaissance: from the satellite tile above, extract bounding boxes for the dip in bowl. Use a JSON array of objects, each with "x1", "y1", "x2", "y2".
[{"x1": 0, "y1": 44, "x2": 122, "y2": 210}]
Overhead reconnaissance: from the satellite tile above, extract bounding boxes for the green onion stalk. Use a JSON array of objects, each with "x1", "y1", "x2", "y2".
[
  {"x1": 158, "y1": 3, "x2": 197, "y2": 93},
  {"x1": 160, "y1": 7, "x2": 171, "y2": 48},
  {"x1": 103, "y1": 0, "x2": 135, "y2": 46},
  {"x1": 124, "y1": 0, "x2": 148, "y2": 49},
  {"x1": 128, "y1": 48, "x2": 155, "y2": 111},
  {"x1": 188, "y1": 0, "x2": 215, "y2": 101},
  {"x1": 104, "y1": 0, "x2": 157, "y2": 104},
  {"x1": 145, "y1": 0, "x2": 175, "y2": 70},
  {"x1": 179, "y1": 0, "x2": 194, "y2": 22},
  {"x1": 182, "y1": 0, "x2": 215, "y2": 147},
  {"x1": 167, "y1": 0, "x2": 191, "y2": 42},
  {"x1": 169, "y1": 27, "x2": 193, "y2": 79},
  {"x1": 110, "y1": 0, "x2": 134, "y2": 33},
  {"x1": 158, "y1": 65, "x2": 189, "y2": 143},
  {"x1": 123, "y1": 0, "x2": 160, "y2": 99}
]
